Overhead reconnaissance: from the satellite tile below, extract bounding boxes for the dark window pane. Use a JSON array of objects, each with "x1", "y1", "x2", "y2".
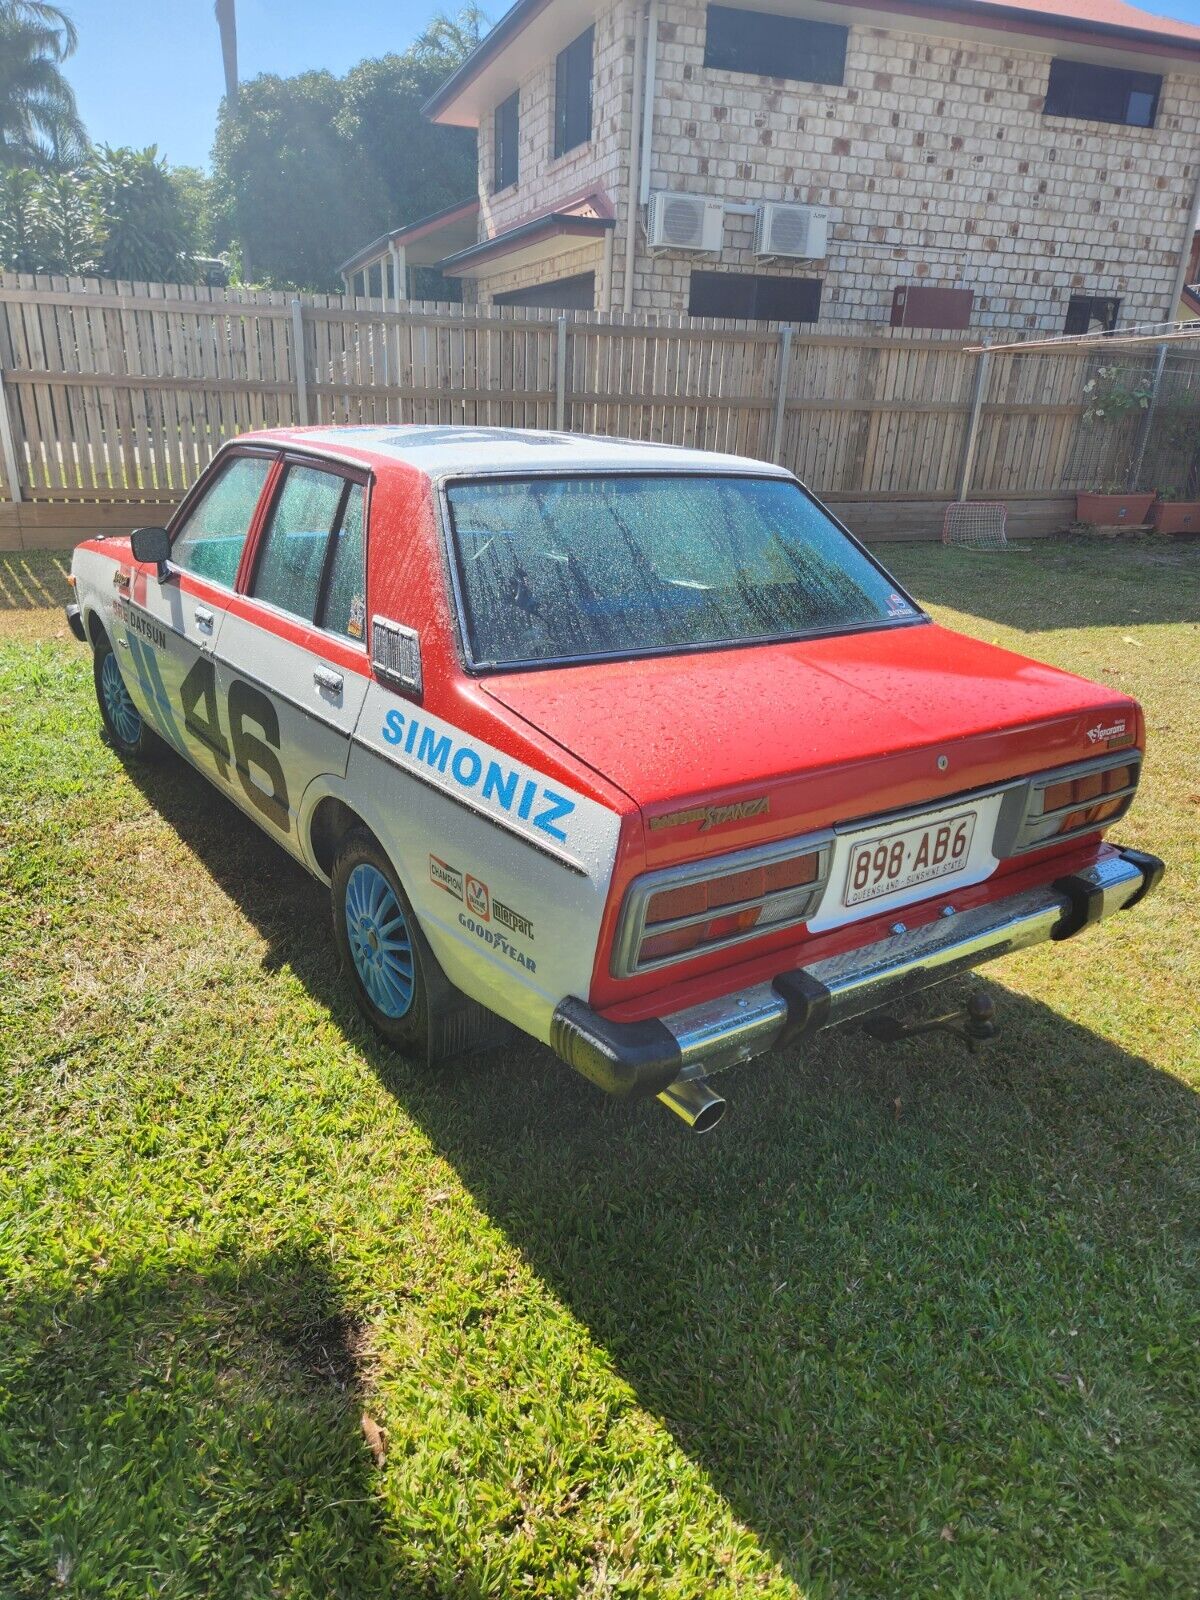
[
  {"x1": 704, "y1": 5, "x2": 846, "y2": 85},
  {"x1": 320, "y1": 484, "x2": 366, "y2": 641},
  {"x1": 1044, "y1": 57, "x2": 1160, "y2": 128},
  {"x1": 253, "y1": 465, "x2": 345, "y2": 620},
  {"x1": 447, "y1": 475, "x2": 915, "y2": 667},
  {"x1": 689, "y1": 270, "x2": 821, "y2": 322},
  {"x1": 494, "y1": 272, "x2": 595, "y2": 310},
  {"x1": 493, "y1": 92, "x2": 519, "y2": 192},
  {"x1": 172, "y1": 455, "x2": 272, "y2": 587},
  {"x1": 1064, "y1": 294, "x2": 1121, "y2": 335},
  {"x1": 554, "y1": 27, "x2": 593, "y2": 157}
]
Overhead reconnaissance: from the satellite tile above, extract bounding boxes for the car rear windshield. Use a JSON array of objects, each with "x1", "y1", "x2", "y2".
[{"x1": 444, "y1": 473, "x2": 921, "y2": 668}]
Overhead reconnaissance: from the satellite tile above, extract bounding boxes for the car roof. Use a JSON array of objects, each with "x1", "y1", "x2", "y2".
[{"x1": 248, "y1": 425, "x2": 793, "y2": 481}]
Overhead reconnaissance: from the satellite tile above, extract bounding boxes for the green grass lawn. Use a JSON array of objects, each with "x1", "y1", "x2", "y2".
[{"x1": 1, "y1": 538, "x2": 1197, "y2": 1599}]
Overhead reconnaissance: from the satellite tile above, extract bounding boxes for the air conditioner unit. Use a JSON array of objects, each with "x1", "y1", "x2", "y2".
[
  {"x1": 646, "y1": 191, "x2": 725, "y2": 252},
  {"x1": 753, "y1": 203, "x2": 830, "y2": 259}
]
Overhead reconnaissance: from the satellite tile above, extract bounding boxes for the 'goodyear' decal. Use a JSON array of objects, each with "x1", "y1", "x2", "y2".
[{"x1": 381, "y1": 706, "x2": 576, "y2": 843}]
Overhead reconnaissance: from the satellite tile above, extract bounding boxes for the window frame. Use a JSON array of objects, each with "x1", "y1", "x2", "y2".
[
  {"x1": 242, "y1": 451, "x2": 372, "y2": 648},
  {"x1": 166, "y1": 444, "x2": 281, "y2": 594},
  {"x1": 1042, "y1": 56, "x2": 1161, "y2": 129},
  {"x1": 493, "y1": 90, "x2": 519, "y2": 193},
  {"x1": 703, "y1": 4, "x2": 847, "y2": 86},
  {"x1": 553, "y1": 26, "x2": 594, "y2": 159},
  {"x1": 1064, "y1": 293, "x2": 1122, "y2": 336},
  {"x1": 435, "y1": 468, "x2": 928, "y2": 676},
  {"x1": 688, "y1": 269, "x2": 823, "y2": 323}
]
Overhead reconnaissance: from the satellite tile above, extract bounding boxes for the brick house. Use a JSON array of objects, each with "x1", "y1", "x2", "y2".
[{"x1": 346, "y1": 0, "x2": 1200, "y2": 332}]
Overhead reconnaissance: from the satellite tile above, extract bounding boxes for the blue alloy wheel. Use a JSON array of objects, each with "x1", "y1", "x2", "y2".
[
  {"x1": 100, "y1": 649, "x2": 143, "y2": 745},
  {"x1": 344, "y1": 862, "x2": 415, "y2": 1018}
]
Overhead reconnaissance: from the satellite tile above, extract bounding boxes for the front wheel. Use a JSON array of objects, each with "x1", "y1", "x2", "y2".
[
  {"x1": 93, "y1": 632, "x2": 158, "y2": 760},
  {"x1": 331, "y1": 829, "x2": 434, "y2": 1056}
]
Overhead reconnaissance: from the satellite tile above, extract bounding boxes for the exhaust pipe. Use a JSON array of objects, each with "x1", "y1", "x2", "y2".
[{"x1": 657, "y1": 1076, "x2": 726, "y2": 1133}]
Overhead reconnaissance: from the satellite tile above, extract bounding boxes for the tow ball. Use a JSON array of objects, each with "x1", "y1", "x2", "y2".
[{"x1": 863, "y1": 989, "x2": 997, "y2": 1053}]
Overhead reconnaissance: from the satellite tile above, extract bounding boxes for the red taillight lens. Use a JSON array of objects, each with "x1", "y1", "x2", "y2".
[
  {"x1": 625, "y1": 844, "x2": 828, "y2": 974},
  {"x1": 1058, "y1": 797, "x2": 1124, "y2": 834},
  {"x1": 1044, "y1": 766, "x2": 1134, "y2": 835}
]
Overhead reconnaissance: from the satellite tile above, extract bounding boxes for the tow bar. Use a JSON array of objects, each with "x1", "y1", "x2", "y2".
[{"x1": 863, "y1": 989, "x2": 997, "y2": 1053}]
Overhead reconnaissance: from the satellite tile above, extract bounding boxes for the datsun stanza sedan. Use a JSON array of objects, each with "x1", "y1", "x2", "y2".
[{"x1": 67, "y1": 428, "x2": 1163, "y2": 1131}]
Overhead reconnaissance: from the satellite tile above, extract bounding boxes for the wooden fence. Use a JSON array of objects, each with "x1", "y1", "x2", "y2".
[{"x1": 1, "y1": 271, "x2": 1197, "y2": 549}]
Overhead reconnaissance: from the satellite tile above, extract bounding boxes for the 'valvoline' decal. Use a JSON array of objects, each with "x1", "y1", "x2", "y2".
[{"x1": 378, "y1": 705, "x2": 576, "y2": 843}]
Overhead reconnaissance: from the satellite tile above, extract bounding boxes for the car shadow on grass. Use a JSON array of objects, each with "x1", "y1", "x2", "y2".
[
  {"x1": 122, "y1": 749, "x2": 1200, "y2": 1594},
  {"x1": 1, "y1": 1247, "x2": 406, "y2": 1599}
]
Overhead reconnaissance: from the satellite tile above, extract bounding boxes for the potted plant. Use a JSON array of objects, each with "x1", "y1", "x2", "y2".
[
  {"x1": 1075, "y1": 367, "x2": 1156, "y2": 527},
  {"x1": 1151, "y1": 395, "x2": 1200, "y2": 533}
]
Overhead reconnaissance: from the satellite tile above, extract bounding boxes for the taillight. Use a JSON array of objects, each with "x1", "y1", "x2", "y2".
[
  {"x1": 613, "y1": 833, "x2": 833, "y2": 977},
  {"x1": 998, "y1": 753, "x2": 1141, "y2": 856}
]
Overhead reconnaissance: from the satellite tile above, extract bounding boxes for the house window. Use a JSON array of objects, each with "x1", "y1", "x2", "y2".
[
  {"x1": 494, "y1": 272, "x2": 596, "y2": 310},
  {"x1": 554, "y1": 27, "x2": 593, "y2": 157},
  {"x1": 493, "y1": 92, "x2": 519, "y2": 192},
  {"x1": 704, "y1": 6, "x2": 847, "y2": 86},
  {"x1": 1064, "y1": 294, "x2": 1121, "y2": 335},
  {"x1": 1044, "y1": 58, "x2": 1160, "y2": 128},
  {"x1": 689, "y1": 270, "x2": 822, "y2": 322},
  {"x1": 890, "y1": 285, "x2": 975, "y2": 330}
]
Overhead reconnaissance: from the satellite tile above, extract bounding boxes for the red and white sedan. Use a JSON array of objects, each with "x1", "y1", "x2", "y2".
[{"x1": 67, "y1": 428, "x2": 1163, "y2": 1130}]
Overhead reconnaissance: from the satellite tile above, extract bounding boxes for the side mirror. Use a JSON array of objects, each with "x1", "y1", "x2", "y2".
[{"x1": 130, "y1": 526, "x2": 171, "y2": 581}]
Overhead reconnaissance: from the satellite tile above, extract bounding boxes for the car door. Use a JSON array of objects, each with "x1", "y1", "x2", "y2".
[
  {"x1": 212, "y1": 456, "x2": 372, "y2": 855},
  {"x1": 120, "y1": 449, "x2": 277, "y2": 771}
]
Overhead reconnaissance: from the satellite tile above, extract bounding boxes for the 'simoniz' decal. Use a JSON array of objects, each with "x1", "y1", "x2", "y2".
[{"x1": 380, "y1": 706, "x2": 575, "y2": 844}]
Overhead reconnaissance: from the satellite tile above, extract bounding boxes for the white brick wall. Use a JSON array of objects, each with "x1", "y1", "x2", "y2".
[{"x1": 462, "y1": 0, "x2": 1200, "y2": 330}]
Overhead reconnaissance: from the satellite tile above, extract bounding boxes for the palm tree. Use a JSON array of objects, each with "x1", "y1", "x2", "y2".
[
  {"x1": 0, "y1": 1, "x2": 87, "y2": 171},
  {"x1": 214, "y1": 0, "x2": 238, "y2": 110}
]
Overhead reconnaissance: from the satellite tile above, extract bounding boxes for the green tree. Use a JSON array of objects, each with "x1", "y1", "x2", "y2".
[
  {"x1": 90, "y1": 145, "x2": 198, "y2": 282},
  {"x1": 211, "y1": 69, "x2": 360, "y2": 289},
  {"x1": 170, "y1": 163, "x2": 214, "y2": 256},
  {"x1": 211, "y1": 8, "x2": 482, "y2": 291},
  {"x1": 0, "y1": 1, "x2": 87, "y2": 171}
]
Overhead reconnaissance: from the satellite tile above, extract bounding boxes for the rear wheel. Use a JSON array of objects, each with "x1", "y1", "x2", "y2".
[
  {"x1": 331, "y1": 829, "x2": 433, "y2": 1055},
  {"x1": 93, "y1": 631, "x2": 157, "y2": 760}
]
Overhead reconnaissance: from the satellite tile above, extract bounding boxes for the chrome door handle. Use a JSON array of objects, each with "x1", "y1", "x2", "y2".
[
  {"x1": 313, "y1": 666, "x2": 343, "y2": 694},
  {"x1": 194, "y1": 606, "x2": 214, "y2": 631}
]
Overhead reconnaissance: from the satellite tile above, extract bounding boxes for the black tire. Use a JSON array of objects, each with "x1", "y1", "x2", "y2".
[
  {"x1": 331, "y1": 828, "x2": 435, "y2": 1057},
  {"x1": 92, "y1": 630, "x2": 159, "y2": 761}
]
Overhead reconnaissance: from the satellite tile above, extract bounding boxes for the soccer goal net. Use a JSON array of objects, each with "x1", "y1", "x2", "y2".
[{"x1": 942, "y1": 501, "x2": 1009, "y2": 550}]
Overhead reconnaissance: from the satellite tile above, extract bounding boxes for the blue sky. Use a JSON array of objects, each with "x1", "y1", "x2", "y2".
[
  {"x1": 66, "y1": 0, "x2": 1200, "y2": 171},
  {"x1": 67, "y1": 0, "x2": 451, "y2": 170}
]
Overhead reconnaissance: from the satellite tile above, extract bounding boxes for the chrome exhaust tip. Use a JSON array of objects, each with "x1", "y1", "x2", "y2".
[{"x1": 657, "y1": 1076, "x2": 726, "y2": 1133}]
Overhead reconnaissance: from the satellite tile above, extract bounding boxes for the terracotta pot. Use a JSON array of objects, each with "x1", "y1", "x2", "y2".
[
  {"x1": 1150, "y1": 500, "x2": 1200, "y2": 533},
  {"x1": 1075, "y1": 492, "x2": 1156, "y2": 527}
]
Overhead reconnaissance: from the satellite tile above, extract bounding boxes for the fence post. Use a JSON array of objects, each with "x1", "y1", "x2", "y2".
[
  {"x1": 0, "y1": 369, "x2": 22, "y2": 504},
  {"x1": 290, "y1": 298, "x2": 310, "y2": 426},
  {"x1": 771, "y1": 325, "x2": 793, "y2": 463},
  {"x1": 1129, "y1": 343, "x2": 1168, "y2": 491},
  {"x1": 555, "y1": 316, "x2": 569, "y2": 431},
  {"x1": 956, "y1": 349, "x2": 990, "y2": 501}
]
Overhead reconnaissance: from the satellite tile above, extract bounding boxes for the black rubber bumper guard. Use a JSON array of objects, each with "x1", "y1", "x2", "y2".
[{"x1": 549, "y1": 846, "x2": 1165, "y2": 1099}]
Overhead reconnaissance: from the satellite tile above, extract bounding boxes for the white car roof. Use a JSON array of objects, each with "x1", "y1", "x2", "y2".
[{"x1": 288, "y1": 426, "x2": 793, "y2": 481}]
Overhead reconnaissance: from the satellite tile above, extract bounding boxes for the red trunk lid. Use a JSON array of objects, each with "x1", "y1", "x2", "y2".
[{"x1": 481, "y1": 623, "x2": 1139, "y2": 867}]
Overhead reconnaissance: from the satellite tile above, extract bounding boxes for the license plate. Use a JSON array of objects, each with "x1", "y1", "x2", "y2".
[{"x1": 843, "y1": 811, "x2": 976, "y2": 907}]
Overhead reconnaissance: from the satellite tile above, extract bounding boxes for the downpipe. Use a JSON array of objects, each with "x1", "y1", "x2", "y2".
[{"x1": 657, "y1": 1076, "x2": 726, "y2": 1133}]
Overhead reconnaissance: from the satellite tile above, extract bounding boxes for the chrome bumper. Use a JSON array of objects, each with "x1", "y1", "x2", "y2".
[{"x1": 550, "y1": 847, "x2": 1164, "y2": 1097}]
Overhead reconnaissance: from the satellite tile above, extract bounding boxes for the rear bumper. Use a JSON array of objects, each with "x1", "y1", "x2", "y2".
[{"x1": 550, "y1": 846, "x2": 1164, "y2": 1097}]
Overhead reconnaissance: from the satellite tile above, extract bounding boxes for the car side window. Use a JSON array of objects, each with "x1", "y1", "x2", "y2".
[
  {"x1": 171, "y1": 455, "x2": 273, "y2": 587},
  {"x1": 318, "y1": 483, "x2": 366, "y2": 641},
  {"x1": 251, "y1": 465, "x2": 347, "y2": 620}
]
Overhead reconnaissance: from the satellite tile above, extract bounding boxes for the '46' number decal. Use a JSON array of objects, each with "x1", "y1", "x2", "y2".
[{"x1": 180, "y1": 657, "x2": 291, "y2": 832}]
